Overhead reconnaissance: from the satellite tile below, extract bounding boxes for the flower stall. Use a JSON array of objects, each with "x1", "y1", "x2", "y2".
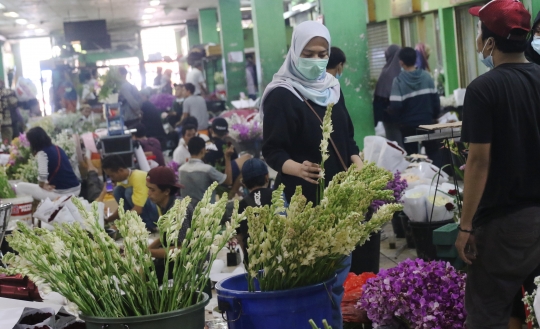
[
  {"x1": 225, "y1": 113, "x2": 263, "y2": 157},
  {"x1": 2, "y1": 183, "x2": 240, "y2": 328}
]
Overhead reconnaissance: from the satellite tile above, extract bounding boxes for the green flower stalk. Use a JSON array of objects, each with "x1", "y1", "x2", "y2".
[
  {"x1": 245, "y1": 163, "x2": 402, "y2": 292},
  {"x1": 318, "y1": 103, "x2": 334, "y2": 204},
  {"x1": 1, "y1": 183, "x2": 240, "y2": 317},
  {"x1": 309, "y1": 319, "x2": 333, "y2": 329}
]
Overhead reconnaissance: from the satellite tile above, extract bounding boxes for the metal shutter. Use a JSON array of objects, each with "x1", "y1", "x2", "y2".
[{"x1": 367, "y1": 22, "x2": 389, "y2": 80}]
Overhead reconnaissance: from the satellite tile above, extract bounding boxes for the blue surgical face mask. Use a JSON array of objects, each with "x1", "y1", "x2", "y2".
[
  {"x1": 296, "y1": 57, "x2": 329, "y2": 80},
  {"x1": 478, "y1": 38, "x2": 495, "y2": 69},
  {"x1": 532, "y1": 36, "x2": 540, "y2": 55},
  {"x1": 335, "y1": 72, "x2": 342, "y2": 79}
]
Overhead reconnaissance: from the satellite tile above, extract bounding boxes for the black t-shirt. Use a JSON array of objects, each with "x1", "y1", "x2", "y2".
[
  {"x1": 141, "y1": 101, "x2": 166, "y2": 140},
  {"x1": 204, "y1": 137, "x2": 238, "y2": 171},
  {"x1": 262, "y1": 88, "x2": 359, "y2": 204},
  {"x1": 461, "y1": 63, "x2": 540, "y2": 226},
  {"x1": 237, "y1": 188, "x2": 273, "y2": 260}
]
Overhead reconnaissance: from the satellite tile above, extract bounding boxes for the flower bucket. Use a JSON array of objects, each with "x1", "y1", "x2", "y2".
[
  {"x1": 80, "y1": 292, "x2": 209, "y2": 329},
  {"x1": 2, "y1": 195, "x2": 33, "y2": 230},
  {"x1": 216, "y1": 273, "x2": 336, "y2": 329},
  {"x1": 236, "y1": 140, "x2": 262, "y2": 158},
  {"x1": 409, "y1": 219, "x2": 454, "y2": 261}
]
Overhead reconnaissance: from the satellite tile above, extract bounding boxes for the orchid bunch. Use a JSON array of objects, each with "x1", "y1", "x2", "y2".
[
  {"x1": 371, "y1": 171, "x2": 408, "y2": 211},
  {"x1": 227, "y1": 114, "x2": 263, "y2": 143},
  {"x1": 245, "y1": 163, "x2": 402, "y2": 292},
  {"x1": 523, "y1": 277, "x2": 540, "y2": 328},
  {"x1": 359, "y1": 259, "x2": 466, "y2": 328},
  {"x1": 2, "y1": 183, "x2": 240, "y2": 317},
  {"x1": 6, "y1": 134, "x2": 33, "y2": 180},
  {"x1": 150, "y1": 93, "x2": 176, "y2": 111}
]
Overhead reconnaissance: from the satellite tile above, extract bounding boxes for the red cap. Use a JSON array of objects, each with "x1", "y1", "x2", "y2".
[
  {"x1": 146, "y1": 167, "x2": 184, "y2": 189},
  {"x1": 469, "y1": 0, "x2": 531, "y2": 41}
]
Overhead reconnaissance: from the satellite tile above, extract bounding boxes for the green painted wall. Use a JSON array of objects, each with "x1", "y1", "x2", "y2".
[
  {"x1": 439, "y1": 7, "x2": 459, "y2": 96},
  {"x1": 187, "y1": 21, "x2": 200, "y2": 49},
  {"x1": 374, "y1": 0, "x2": 480, "y2": 22},
  {"x1": 199, "y1": 8, "x2": 220, "y2": 44},
  {"x1": 388, "y1": 19, "x2": 402, "y2": 45},
  {"x1": 532, "y1": 0, "x2": 540, "y2": 20},
  {"x1": 321, "y1": 0, "x2": 374, "y2": 149},
  {"x1": 0, "y1": 43, "x2": 5, "y2": 85},
  {"x1": 252, "y1": 0, "x2": 287, "y2": 93},
  {"x1": 244, "y1": 29, "x2": 254, "y2": 49},
  {"x1": 218, "y1": 0, "x2": 247, "y2": 101}
]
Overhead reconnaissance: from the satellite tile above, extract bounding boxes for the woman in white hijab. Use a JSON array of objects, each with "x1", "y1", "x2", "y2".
[
  {"x1": 261, "y1": 21, "x2": 362, "y2": 329},
  {"x1": 262, "y1": 20, "x2": 363, "y2": 204}
]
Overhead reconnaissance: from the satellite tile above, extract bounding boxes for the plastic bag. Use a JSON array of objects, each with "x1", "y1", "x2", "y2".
[
  {"x1": 15, "y1": 78, "x2": 38, "y2": 102},
  {"x1": 426, "y1": 192, "x2": 455, "y2": 222},
  {"x1": 403, "y1": 185, "x2": 431, "y2": 222},
  {"x1": 13, "y1": 307, "x2": 55, "y2": 329},
  {"x1": 363, "y1": 136, "x2": 410, "y2": 173},
  {"x1": 341, "y1": 272, "x2": 377, "y2": 323}
]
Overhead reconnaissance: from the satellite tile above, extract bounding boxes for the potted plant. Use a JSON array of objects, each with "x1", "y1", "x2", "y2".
[
  {"x1": 2, "y1": 183, "x2": 240, "y2": 329},
  {"x1": 358, "y1": 259, "x2": 466, "y2": 328},
  {"x1": 216, "y1": 104, "x2": 402, "y2": 329}
]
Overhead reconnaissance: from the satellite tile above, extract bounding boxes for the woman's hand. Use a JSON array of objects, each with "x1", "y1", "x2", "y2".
[
  {"x1": 39, "y1": 182, "x2": 56, "y2": 191},
  {"x1": 297, "y1": 161, "x2": 321, "y2": 184}
]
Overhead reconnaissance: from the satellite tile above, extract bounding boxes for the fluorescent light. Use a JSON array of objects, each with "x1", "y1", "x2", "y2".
[
  {"x1": 26, "y1": 24, "x2": 36, "y2": 29},
  {"x1": 4, "y1": 12, "x2": 18, "y2": 17},
  {"x1": 35, "y1": 28, "x2": 45, "y2": 33},
  {"x1": 144, "y1": 7, "x2": 156, "y2": 13},
  {"x1": 142, "y1": 14, "x2": 153, "y2": 20},
  {"x1": 240, "y1": 7, "x2": 251, "y2": 11},
  {"x1": 15, "y1": 18, "x2": 28, "y2": 25},
  {"x1": 0, "y1": 3, "x2": 5, "y2": 10},
  {"x1": 150, "y1": 0, "x2": 160, "y2": 6},
  {"x1": 142, "y1": 20, "x2": 150, "y2": 24}
]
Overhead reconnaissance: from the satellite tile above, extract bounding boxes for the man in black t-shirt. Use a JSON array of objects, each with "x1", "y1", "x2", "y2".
[
  {"x1": 237, "y1": 158, "x2": 273, "y2": 262},
  {"x1": 456, "y1": 2, "x2": 540, "y2": 328}
]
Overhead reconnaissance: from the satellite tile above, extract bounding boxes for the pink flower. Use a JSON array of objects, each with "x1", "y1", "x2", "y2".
[{"x1": 459, "y1": 164, "x2": 466, "y2": 171}]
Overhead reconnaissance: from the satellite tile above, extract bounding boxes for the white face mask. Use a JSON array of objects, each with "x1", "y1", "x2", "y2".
[
  {"x1": 478, "y1": 38, "x2": 495, "y2": 69},
  {"x1": 532, "y1": 36, "x2": 540, "y2": 55}
]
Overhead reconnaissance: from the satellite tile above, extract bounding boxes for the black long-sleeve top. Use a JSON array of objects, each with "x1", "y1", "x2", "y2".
[{"x1": 262, "y1": 87, "x2": 360, "y2": 204}]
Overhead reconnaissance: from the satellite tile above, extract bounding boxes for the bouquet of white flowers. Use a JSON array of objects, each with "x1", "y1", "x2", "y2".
[{"x1": 2, "y1": 183, "x2": 240, "y2": 317}]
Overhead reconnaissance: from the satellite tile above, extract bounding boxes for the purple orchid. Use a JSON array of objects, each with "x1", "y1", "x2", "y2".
[
  {"x1": 149, "y1": 93, "x2": 176, "y2": 111},
  {"x1": 358, "y1": 259, "x2": 466, "y2": 328},
  {"x1": 371, "y1": 171, "x2": 408, "y2": 211}
]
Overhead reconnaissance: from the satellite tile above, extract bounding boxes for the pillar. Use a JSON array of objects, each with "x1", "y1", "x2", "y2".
[
  {"x1": 0, "y1": 42, "x2": 5, "y2": 85},
  {"x1": 439, "y1": 7, "x2": 459, "y2": 96},
  {"x1": 388, "y1": 19, "x2": 402, "y2": 45},
  {"x1": 320, "y1": 0, "x2": 374, "y2": 149},
  {"x1": 186, "y1": 20, "x2": 200, "y2": 49},
  {"x1": 532, "y1": 0, "x2": 540, "y2": 21},
  {"x1": 218, "y1": 0, "x2": 246, "y2": 101},
  {"x1": 199, "y1": 8, "x2": 220, "y2": 44},
  {"x1": 252, "y1": 0, "x2": 287, "y2": 93}
]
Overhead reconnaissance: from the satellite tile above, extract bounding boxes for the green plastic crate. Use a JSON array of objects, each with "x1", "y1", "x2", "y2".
[{"x1": 432, "y1": 223, "x2": 458, "y2": 245}]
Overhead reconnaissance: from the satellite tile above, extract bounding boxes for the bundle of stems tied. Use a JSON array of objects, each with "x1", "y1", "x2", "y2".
[
  {"x1": 2, "y1": 183, "x2": 240, "y2": 317},
  {"x1": 244, "y1": 104, "x2": 402, "y2": 292}
]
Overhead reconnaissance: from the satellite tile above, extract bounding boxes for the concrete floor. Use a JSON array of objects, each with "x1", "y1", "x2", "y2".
[{"x1": 379, "y1": 221, "x2": 418, "y2": 270}]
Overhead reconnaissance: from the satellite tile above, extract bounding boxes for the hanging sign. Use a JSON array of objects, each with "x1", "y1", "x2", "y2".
[{"x1": 391, "y1": 0, "x2": 421, "y2": 17}]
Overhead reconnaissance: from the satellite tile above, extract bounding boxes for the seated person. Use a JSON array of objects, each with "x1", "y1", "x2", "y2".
[
  {"x1": 172, "y1": 123, "x2": 197, "y2": 166},
  {"x1": 17, "y1": 127, "x2": 81, "y2": 200},
  {"x1": 146, "y1": 167, "x2": 191, "y2": 279},
  {"x1": 237, "y1": 158, "x2": 273, "y2": 261},
  {"x1": 132, "y1": 123, "x2": 166, "y2": 166},
  {"x1": 179, "y1": 136, "x2": 234, "y2": 208},
  {"x1": 205, "y1": 118, "x2": 252, "y2": 197},
  {"x1": 102, "y1": 154, "x2": 157, "y2": 231}
]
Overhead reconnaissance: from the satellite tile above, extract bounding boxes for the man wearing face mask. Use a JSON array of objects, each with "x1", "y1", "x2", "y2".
[
  {"x1": 525, "y1": 10, "x2": 540, "y2": 65},
  {"x1": 326, "y1": 47, "x2": 346, "y2": 79},
  {"x1": 454, "y1": 2, "x2": 540, "y2": 328}
]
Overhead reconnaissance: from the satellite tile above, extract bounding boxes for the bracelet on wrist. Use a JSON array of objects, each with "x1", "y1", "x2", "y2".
[{"x1": 458, "y1": 225, "x2": 474, "y2": 234}]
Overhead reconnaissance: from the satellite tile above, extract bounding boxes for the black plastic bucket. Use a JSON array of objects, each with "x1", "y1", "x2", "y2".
[
  {"x1": 409, "y1": 220, "x2": 454, "y2": 260},
  {"x1": 400, "y1": 213, "x2": 415, "y2": 249},
  {"x1": 351, "y1": 231, "x2": 381, "y2": 274},
  {"x1": 391, "y1": 212, "x2": 405, "y2": 238}
]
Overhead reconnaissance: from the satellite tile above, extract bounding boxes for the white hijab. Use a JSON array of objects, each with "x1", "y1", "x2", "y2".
[{"x1": 260, "y1": 21, "x2": 341, "y2": 114}]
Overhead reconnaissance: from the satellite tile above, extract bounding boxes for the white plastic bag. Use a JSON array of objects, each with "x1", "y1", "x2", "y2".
[
  {"x1": 13, "y1": 307, "x2": 55, "y2": 329},
  {"x1": 403, "y1": 185, "x2": 431, "y2": 223},
  {"x1": 363, "y1": 136, "x2": 410, "y2": 173},
  {"x1": 426, "y1": 192, "x2": 455, "y2": 222},
  {"x1": 15, "y1": 78, "x2": 38, "y2": 101}
]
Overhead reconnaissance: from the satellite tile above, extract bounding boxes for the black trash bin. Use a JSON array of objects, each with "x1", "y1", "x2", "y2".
[
  {"x1": 350, "y1": 231, "x2": 381, "y2": 274},
  {"x1": 409, "y1": 220, "x2": 454, "y2": 260}
]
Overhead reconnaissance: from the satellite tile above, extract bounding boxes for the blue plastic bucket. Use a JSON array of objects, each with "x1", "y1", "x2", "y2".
[{"x1": 216, "y1": 273, "x2": 336, "y2": 329}]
